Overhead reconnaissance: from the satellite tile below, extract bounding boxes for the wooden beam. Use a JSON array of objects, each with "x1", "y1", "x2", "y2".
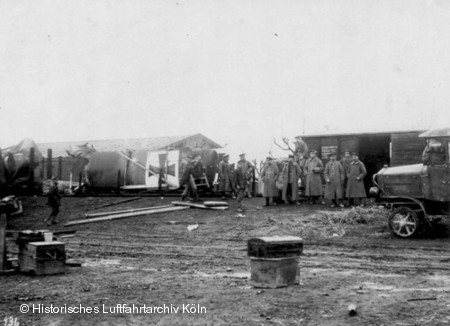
[
  {"x1": 85, "y1": 205, "x2": 173, "y2": 218},
  {"x1": 0, "y1": 213, "x2": 6, "y2": 270},
  {"x1": 47, "y1": 149, "x2": 52, "y2": 179},
  {"x1": 203, "y1": 201, "x2": 229, "y2": 207},
  {"x1": 171, "y1": 201, "x2": 228, "y2": 210},
  {"x1": 64, "y1": 206, "x2": 188, "y2": 226},
  {"x1": 87, "y1": 197, "x2": 141, "y2": 211}
]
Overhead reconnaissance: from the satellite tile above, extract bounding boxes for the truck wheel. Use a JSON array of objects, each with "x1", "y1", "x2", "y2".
[{"x1": 389, "y1": 207, "x2": 420, "y2": 238}]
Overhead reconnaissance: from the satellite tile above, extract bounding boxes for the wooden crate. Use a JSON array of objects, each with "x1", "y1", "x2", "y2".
[
  {"x1": 19, "y1": 241, "x2": 65, "y2": 275},
  {"x1": 247, "y1": 236, "x2": 303, "y2": 258},
  {"x1": 250, "y1": 257, "x2": 300, "y2": 288}
]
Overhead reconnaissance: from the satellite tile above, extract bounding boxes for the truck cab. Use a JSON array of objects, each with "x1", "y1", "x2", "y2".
[{"x1": 371, "y1": 127, "x2": 450, "y2": 237}]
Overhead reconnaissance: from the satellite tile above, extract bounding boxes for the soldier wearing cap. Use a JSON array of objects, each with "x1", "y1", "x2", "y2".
[
  {"x1": 346, "y1": 152, "x2": 367, "y2": 206},
  {"x1": 280, "y1": 154, "x2": 302, "y2": 205},
  {"x1": 294, "y1": 136, "x2": 309, "y2": 160},
  {"x1": 324, "y1": 151, "x2": 345, "y2": 208},
  {"x1": 261, "y1": 156, "x2": 279, "y2": 206},
  {"x1": 234, "y1": 154, "x2": 250, "y2": 212},
  {"x1": 218, "y1": 154, "x2": 235, "y2": 199},
  {"x1": 340, "y1": 150, "x2": 352, "y2": 204},
  {"x1": 45, "y1": 177, "x2": 61, "y2": 226},
  {"x1": 304, "y1": 150, "x2": 324, "y2": 204},
  {"x1": 236, "y1": 153, "x2": 254, "y2": 198}
]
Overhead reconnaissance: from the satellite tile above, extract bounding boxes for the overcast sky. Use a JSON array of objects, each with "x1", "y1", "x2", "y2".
[{"x1": 1, "y1": 0, "x2": 450, "y2": 160}]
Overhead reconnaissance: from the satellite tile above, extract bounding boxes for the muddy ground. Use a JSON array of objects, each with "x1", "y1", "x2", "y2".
[{"x1": 1, "y1": 195, "x2": 450, "y2": 326}]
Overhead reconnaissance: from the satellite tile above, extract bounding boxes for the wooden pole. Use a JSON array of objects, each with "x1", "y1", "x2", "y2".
[
  {"x1": 47, "y1": 149, "x2": 52, "y2": 179},
  {"x1": 28, "y1": 147, "x2": 35, "y2": 194},
  {"x1": 65, "y1": 206, "x2": 188, "y2": 226},
  {"x1": 41, "y1": 157, "x2": 45, "y2": 178},
  {"x1": 117, "y1": 170, "x2": 121, "y2": 194},
  {"x1": 0, "y1": 213, "x2": 6, "y2": 270},
  {"x1": 58, "y1": 156, "x2": 62, "y2": 179}
]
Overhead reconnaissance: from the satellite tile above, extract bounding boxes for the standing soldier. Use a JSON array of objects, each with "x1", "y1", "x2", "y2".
[
  {"x1": 281, "y1": 154, "x2": 302, "y2": 205},
  {"x1": 180, "y1": 154, "x2": 193, "y2": 201},
  {"x1": 261, "y1": 156, "x2": 279, "y2": 207},
  {"x1": 294, "y1": 136, "x2": 309, "y2": 159},
  {"x1": 45, "y1": 177, "x2": 61, "y2": 226},
  {"x1": 218, "y1": 154, "x2": 234, "y2": 199},
  {"x1": 304, "y1": 150, "x2": 323, "y2": 204},
  {"x1": 235, "y1": 155, "x2": 248, "y2": 212},
  {"x1": 346, "y1": 152, "x2": 367, "y2": 207},
  {"x1": 340, "y1": 150, "x2": 352, "y2": 205},
  {"x1": 237, "y1": 153, "x2": 254, "y2": 198},
  {"x1": 324, "y1": 152, "x2": 345, "y2": 208}
]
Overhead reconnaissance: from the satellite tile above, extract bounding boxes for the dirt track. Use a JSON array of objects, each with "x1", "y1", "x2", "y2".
[{"x1": 1, "y1": 196, "x2": 450, "y2": 326}]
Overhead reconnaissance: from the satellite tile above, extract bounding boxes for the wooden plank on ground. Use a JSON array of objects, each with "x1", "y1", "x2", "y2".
[
  {"x1": 65, "y1": 206, "x2": 188, "y2": 227},
  {"x1": 171, "y1": 201, "x2": 228, "y2": 210},
  {"x1": 203, "y1": 201, "x2": 229, "y2": 207},
  {"x1": 88, "y1": 197, "x2": 141, "y2": 211},
  {"x1": 171, "y1": 201, "x2": 208, "y2": 209},
  {"x1": 85, "y1": 205, "x2": 173, "y2": 218}
]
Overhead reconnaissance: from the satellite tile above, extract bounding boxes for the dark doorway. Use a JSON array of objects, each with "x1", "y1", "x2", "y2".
[{"x1": 358, "y1": 134, "x2": 391, "y2": 192}]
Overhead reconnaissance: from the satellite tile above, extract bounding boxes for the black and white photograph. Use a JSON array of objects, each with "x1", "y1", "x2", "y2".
[{"x1": 1, "y1": 0, "x2": 450, "y2": 325}]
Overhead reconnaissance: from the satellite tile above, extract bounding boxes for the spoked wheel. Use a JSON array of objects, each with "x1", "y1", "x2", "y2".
[{"x1": 389, "y1": 206, "x2": 421, "y2": 238}]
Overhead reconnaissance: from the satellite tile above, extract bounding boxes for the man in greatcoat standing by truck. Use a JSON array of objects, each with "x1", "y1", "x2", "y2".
[
  {"x1": 324, "y1": 152, "x2": 345, "y2": 208},
  {"x1": 304, "y1": 150, "x2": 324, "y2": 204},
  {"x1": 346, "y1": 152, "x2": 367, "y2": 206},
  {"x1": 281, "y1": 154, "x2": 302, "y2": 205},
  {"x1": 261, "y1": 156, "x2": 279, "y2": 207}
]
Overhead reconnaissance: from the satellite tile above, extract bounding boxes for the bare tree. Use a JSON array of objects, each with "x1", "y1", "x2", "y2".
[{"x1": 273, "y1": 137, "x2": 295, "y2": 155}]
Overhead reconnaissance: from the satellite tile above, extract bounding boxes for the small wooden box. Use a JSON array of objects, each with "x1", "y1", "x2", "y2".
[
  {"x1": 248, "y1": 236, "x2": 303, "y2": 258},
  {"x1": 19, "y1": 241, "x2": 65, "y2": 275},
  {"x1": 250, "y1": 257, "x2": 300, "y2": 288}
]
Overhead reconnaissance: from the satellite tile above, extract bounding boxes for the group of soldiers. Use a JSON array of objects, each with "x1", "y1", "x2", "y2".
[
  {"x1": 260, "y1": 148, "x2": 368, "y2": 208},
  {"x1": 180, "y1": 136, "x2": 368, "y2": 211},
  {"x1": 216, "y1": 136, "x2": 368, "y2": 211}
]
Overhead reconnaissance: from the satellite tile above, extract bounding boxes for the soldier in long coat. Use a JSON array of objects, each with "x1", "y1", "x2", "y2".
[
  {"x1": 237, "y1": 153, "x2": 255, "y2": 198},
  {"x1": 281, "y1": 155, "x2": 302, "y2": 204},
  {"x1": 346, "y1": 153, "x2": 367, "y2": 206},
  {"x1": 304, "y1": 150, "x2": 324, "y2": 204},
  {"x1": 261, "y1": 157, "x2": 279, "y2": 206},
  {"x1": 324, "y1": 152, "x2": 345, "y2": 207},
  {"x1": 339, "y1": 150, "x2": 352, "y2": 203},
  {"x1": 218, "y1": 154, "x2": 234, "y2": 199}
]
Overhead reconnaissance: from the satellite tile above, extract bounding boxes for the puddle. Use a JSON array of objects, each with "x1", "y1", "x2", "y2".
[
  {"x1": 194, "y1": 271, "x2": 250, "y2": 279},
  {"x1": 360, "y1": 281, "x2": 450, "y2": 293}
]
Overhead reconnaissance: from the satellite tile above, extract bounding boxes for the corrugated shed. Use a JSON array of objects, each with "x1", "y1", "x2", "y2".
[{"x1": 35, "y1": 133, "x2": 221, "y2": 158}]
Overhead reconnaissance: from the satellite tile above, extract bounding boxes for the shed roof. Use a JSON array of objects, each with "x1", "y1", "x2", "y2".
[
  {"x1": 302, "y1": 128, "x2": 426, "y2": 138},
  {"x1": 35, "y1": 133, "x2": 222, "y2": 158}
]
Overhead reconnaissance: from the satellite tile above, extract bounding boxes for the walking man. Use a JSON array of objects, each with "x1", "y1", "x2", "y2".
[{"x1": 45, "y1": 177, "x2": 61, "y2": 226}]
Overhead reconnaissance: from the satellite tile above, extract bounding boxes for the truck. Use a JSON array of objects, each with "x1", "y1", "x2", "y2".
[{"x1": 370, "y1": 127, "x2": 450, "y2": 237}]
